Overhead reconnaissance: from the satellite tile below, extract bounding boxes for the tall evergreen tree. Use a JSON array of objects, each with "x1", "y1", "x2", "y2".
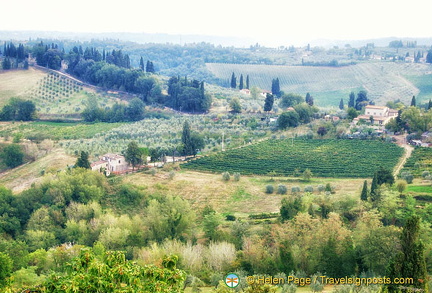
[
  {"x1": 411, "y1": 95, "x2": 416, "y2": 107},
  {"x1": 230, "y1": 72, "x2": 236, "y2": 89},
  {"x1": 360, "y1": 180, "x2": 368, "y2": 201},
  {"x1": 181, "y1": 120, "x2": 194, "y2": 156},
  {"x1": 429, "y1": 99, "x2": 432, "y2": 110},
  {"x1": 271, "y1": 78, "x2": 281, "y2": 97},
  {"x1": 139, "y1": 57, "x2": 145, "y2": 71},
  {"x1": 239, "y1": 74, "x2": 244, "y2": 90},
  {"x1": 339, "y1": 98, "x2": 344, "y2": 110},
  {"x1": 75, "y1": 151, "x2": 91, "y2": 169},
  {"x1": 386, "y1": 215, "x2": 428, "y2": 292},
  {"x1": 305, "y1": 93, "x2": 314, "y2": 106},
  {"x1": 348, "y1": 92, "x2": 355, "y2": 108},
  {"x1": 264, "y1": 93, "x2": 275, "y2": 112},
  {"x1": 370, "y1": 172, "x2": 379, "y2": 202},
  {"x1": 246, "y1": 75, "x2": 250, "y2": 89}
]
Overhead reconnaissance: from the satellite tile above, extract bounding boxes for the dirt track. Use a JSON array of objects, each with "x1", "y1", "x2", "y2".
[{"x1": 392, "y1": 134, "x2": 414, "y2": 177}]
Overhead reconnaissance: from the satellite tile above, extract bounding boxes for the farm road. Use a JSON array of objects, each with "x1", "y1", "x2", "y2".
[{"x1": 392, "y1": 134, "x2": 414, "y2": 177}]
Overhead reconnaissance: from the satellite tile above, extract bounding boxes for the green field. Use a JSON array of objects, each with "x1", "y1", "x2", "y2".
[
  {"x1": 0, "y1": 121, "x2": 126, "y2": 141},
  {"x1": 183, "y1": 139, "x2": 404, "y2": 178},
  {"x1": 206, "y1": 62, "x2": 432, "y2": 107},
  {"x1": 406, "y1": 185, "x2": 432, "y2": 194}
]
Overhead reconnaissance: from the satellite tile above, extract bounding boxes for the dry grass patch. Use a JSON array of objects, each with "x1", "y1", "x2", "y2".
[
  {"x1": 0, "y1": 68, "x2": 47, "y2": 105},
  {"x1": 0, "y1": 147, "x2": 76, "y2": 193},
  {"x1": 122, "y1": 170, "x2": 366, "y2": 216}
]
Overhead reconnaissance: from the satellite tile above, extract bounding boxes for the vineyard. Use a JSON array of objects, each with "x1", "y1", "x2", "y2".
[
  {"x1": 206, "y1": 62, "x2": 432, "y2": 107},
  {"x1": 183, "y1": 138, "x2": 404, "y2": 178},
  {"x1": 400, "y1": 147, "x2": 432, "y2": 176}
]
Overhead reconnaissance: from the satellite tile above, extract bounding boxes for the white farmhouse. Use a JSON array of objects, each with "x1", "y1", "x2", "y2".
[{"x1": 91, "y1": 153, "x2": 129, "y2": 175}]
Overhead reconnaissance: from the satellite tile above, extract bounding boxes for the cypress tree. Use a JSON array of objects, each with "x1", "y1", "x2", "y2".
[
  {"x1": 411, "y1": 95, "x2": 416, "y2": 107},
  {"x1": 230, "y1": 72, "x2": 236, "y2": 89},
  {"x1": 348, "y1": 92, "x2": 355, "y2": 108},
  {"x1": 140, "y1": 57, "x2": 145, "y2": 71},
  {"x1": 264, "y1": 93, "x2": 275, "y2": 112},
  {"x1": 360, "y1": 180, "x2": 368, "y2": 201},
  {"x1": 429, "y1": 99, "x2": 432, "y2": 110},
  {"x1": 181, "y1": 120, "x2": 194, "y2": 156},
  {"x1": 386, "y1": 215, "x2": 428, "y2": 292},
  {"x1": 339, "y1": 98, "x2": 344, "y2": 110},
  {"x1": 370, "y1": 172, "x2": 379, "y2": 201},
  {"x1": 246, "y1": 75, "x2": 250, "y2": 89},
  {"x1": 271, "y1": 78, "x2": 281, "y2": 96},
  {"x1": 239, "y1": 74, "x2": 244, "y2": 90}
]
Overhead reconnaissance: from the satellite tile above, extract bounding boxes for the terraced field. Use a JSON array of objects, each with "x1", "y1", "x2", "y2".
[
  {"x1": 183, "y1": 138, "x2": 404, "y2": 178},
  {"x1": 207, "y1": 62, "x2": 432, "y2": 106}
]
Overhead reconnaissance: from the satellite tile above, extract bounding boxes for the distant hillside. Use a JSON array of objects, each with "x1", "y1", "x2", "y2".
[{"x1": 207, "y1": 62, "x2": 432, "y2": 106}]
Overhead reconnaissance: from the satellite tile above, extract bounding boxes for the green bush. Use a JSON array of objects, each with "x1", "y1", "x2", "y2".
[
  {"x1": 265, "y1": 185, "x2": 274, "y2": 194},
  {"x1": 277, "y1": 184, "x2": 288, "y2": 195}
]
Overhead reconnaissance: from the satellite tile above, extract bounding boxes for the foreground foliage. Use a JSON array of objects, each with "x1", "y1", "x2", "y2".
[{"x1": 25, "y1": 248, "x2": 185, "y2": 293}]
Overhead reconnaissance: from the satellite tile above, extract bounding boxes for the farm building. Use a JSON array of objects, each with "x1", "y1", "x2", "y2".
[
  {"x1": 353, "y1": 105, "x2": 398, "y2": 126},
  {"x1": 91, "y1": 153, "x2": 129, "y2": 175}
]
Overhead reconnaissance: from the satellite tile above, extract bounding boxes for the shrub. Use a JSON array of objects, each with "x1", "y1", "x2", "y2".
[
  {"x1": 277, "y1": 184, "x2": 288, "y2": 195},
  {"x1": 225, "y1": 215, "x2": 236, "y2": 221},
  {"x1": 304, "y1": 185, "x2": 314, "y2": 193},
  {"x1": 317, "y1": 184, "x2": 325, "y2": 193},
  {"x1": 291, "y1": 186, "x2": 301, "y2": 194},
  {"x1": 396, "y1": 181, "x2": 407, "y2": 193},
  {"x1": 265, "y1": 185, "x2": 274, "y2": 194},
  {"x1": 233, "y1": 172, "x2": 241, "y2": 181},
  {"x1": 401, "y1": 171, "x2": 414, "y2": 184},
  {"x1": 222, "y1": 172, "x2": 231, "y2": 181},
  {"x1": 422, "y1": 171, "x2": 430, "y2": 178}
]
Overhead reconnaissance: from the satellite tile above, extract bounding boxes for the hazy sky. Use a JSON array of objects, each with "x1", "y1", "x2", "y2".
[{"x1": 2, "y1": 0, "x2": 431, "y2": 46}]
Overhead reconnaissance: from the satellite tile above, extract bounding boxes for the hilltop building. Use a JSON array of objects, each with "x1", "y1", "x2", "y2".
[{"x1": 353, "y1": 105, "x2": 398, "y2": 126}]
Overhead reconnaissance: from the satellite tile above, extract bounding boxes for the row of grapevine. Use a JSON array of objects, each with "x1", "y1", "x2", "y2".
[{"x1": 183, "y1": 139, "x2": 404, "y2": 178}]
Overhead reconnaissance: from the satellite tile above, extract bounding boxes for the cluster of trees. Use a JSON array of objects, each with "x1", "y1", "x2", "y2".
[
  {"x1": 33, "y1": 41, "x2": 64, "y2": 70},
  {"x1": 167, "y1": 76, "x2": 211, "y2": 113},
  {"x1": 277, "y1": 93, "x2": 318, "y2": 129},
  {"x1": 0, "y1": 163, "x2": 430, "y2": 292},
  {"x1": 230, "y1": 72, "x2": 250, "y2": 90},
  {"x1": 386, "y1": 104, "x2": 432, "y2": 133},
  {"x1": 0, "y1": 98, "x2": 36, "y2": 121},
  {"x1": 81, "y1": 95, "x2": 145, "y2": 122},
  {"x1": 1, "y1": 42, "x2": 29, "y2": 70}
]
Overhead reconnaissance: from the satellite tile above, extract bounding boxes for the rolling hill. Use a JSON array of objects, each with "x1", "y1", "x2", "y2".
[
  {"x1": 0, "y1": 67, "x2": 126, "y2": 120},
  {"x1": 206, "y1": 62, "x2": 432, "y2": 107}
]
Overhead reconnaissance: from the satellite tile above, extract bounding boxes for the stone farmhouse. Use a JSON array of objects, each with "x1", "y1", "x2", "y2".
[
  {"x1": 353, "y1": 105, "x2": 398, "y2": 126},
  {"x1": 91, "y1": 153, "x2": 129, "y2": 175}
]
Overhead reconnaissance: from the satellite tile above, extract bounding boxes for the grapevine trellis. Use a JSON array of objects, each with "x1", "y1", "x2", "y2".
[{"x1": 183, "y1": 138, "x2": 404, "y2": 178}]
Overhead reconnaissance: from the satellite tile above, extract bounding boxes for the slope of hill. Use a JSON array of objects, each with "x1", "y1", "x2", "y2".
[
  {"x1": 206, "y1": 62, "x2": 432, "y2": 106},
  {"x1": 0, "y1": 67, "x2": 126, "y2": 120}
]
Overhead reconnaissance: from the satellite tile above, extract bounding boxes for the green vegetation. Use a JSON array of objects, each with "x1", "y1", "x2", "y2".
[
  {"x1": 184, "y1": 139, "x2": 404, "y2": 178},
  {"x1": 400, "y1": 147, "x2": 432, "y2": 176}
]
